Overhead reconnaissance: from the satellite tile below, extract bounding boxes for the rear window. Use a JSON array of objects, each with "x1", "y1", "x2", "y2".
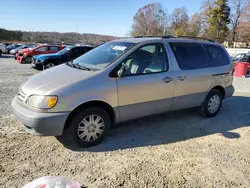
[
  {"x1": 169, "y1": 42, "x2": 210, "y2": 70},
  {"x1": 203, "y1": 44, "x2": 230, "y2": 67}
]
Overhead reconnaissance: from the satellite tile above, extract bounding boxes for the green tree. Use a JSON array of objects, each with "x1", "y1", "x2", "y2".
[{"x1": 207, "y1": 0, "x2": 231, "y2": 42}]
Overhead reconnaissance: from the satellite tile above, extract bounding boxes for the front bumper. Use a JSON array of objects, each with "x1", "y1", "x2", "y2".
[
  {"x1": 11, "y1": 96, "x2": 70, "y2": 136},
  {"x1": 31, "y1": 61, "x2": 43, "y2": 70},
  {"x1": 16, "y1": 56, "x2": 23, "y2": 63},
  {"x1": 224, "y1": 85, "x2": 235, "y2": 99}
]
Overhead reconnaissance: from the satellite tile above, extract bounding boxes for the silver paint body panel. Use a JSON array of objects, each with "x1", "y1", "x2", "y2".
[{"x1": 13, "y1": 38, "x2": 234, "y2": 136}]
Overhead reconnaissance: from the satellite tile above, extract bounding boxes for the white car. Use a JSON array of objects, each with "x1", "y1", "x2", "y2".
[{"x1": 0, "y1": 44, "x2": 6, "y2": 56}]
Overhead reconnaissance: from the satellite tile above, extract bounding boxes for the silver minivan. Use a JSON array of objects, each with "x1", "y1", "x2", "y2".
[{"x1": 12, "y1": 37, "x2": 235, "y2": 147}]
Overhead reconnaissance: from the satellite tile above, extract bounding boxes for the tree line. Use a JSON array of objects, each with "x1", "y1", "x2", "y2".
[
  {"x1": 0, "y1": 28, "x2": 117, "y2": 46},
  {"x1": 131, "y1": 0, "x2": 250, "y2": 44}
]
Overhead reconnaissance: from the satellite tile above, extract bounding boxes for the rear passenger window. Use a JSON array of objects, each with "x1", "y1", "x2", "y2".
[
  {"x1": 169, "y1": 43, "x2": 210, "y2": 70},
  {"x1": 85, "y1": 47, "x2": 92, "y2": 52},
  {"x1": 203, "y1": 44, "x2": 230, "y2": 67},
  {"x1": 49, "y1": 46, "x2": 59, "y2": 51}
]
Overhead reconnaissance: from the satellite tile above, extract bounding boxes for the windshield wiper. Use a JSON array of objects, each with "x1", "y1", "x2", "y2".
[
  {"x1": 77, "y1": 64, "x2": 91, "y2": 71},
  {"x1": 66, "y1": 61, "x2": 92, "y2": 71},
  {"x1": 66, "y1": 61, "x2": 74, "y2": 67}
]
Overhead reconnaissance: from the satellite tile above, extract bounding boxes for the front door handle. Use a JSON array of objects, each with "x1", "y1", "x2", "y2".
[
  {"x1": 177, "y1": 75, "x2": 186, "y2": 81},
  {"x1": 162, "y1": 77, "x2": 173, "y2": 83}
]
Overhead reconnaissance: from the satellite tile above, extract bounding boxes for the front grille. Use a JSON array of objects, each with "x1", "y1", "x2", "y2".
[{"x1": 17, "y1": 90, "x2": 26, "y2": 102}]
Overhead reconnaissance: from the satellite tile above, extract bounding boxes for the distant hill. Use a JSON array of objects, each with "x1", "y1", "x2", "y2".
[{"x1": 0, "y1": 28, "x2": 119, "y2": 46}]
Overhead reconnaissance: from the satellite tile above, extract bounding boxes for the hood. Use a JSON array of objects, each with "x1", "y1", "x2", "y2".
[
  {"x1": 34, "y1": 53, "x2": 61, "y2": 61},
  {"x1": 19, "y1": 48, "x2": 29, "y2": 54},
  {"x1": 21, "y1": 64, "x2": 97, "y2": 95}
]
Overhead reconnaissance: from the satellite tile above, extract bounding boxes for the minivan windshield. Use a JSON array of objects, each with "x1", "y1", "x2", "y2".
[{"x1": 72, "y1": 42, "x2": 136, "y2": 70}]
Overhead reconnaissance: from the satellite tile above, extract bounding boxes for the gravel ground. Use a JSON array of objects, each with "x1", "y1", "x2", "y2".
[{"x1": 0, "y1": 55, "x2": 250, "y2": 188}]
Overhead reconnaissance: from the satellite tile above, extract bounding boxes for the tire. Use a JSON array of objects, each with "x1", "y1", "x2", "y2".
[
  {"x1": 24, "y1": 56, "x2": 33, "y2": 64},
  {"x1": 199, "y1": 89, "x2": 222, "y2": 118},
  {"x1": 61, "y1": 107, "x2": 111, "y2": 148},
  {"x1": 0, "y1": 50, "x2": 2, "y2": 57},
  {"x1": 43, "y1": 62, "x2": 55, "y2": 70}
]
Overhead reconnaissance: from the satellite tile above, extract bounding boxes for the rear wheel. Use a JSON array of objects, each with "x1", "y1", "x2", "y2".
[
  {"x1": 43, "y1": 63, "x2": 55, "y2": 70},
  {"x1": 0, "y1": 50, "x2": 2, "y2": 57},
  {"x1": 199, "y1": 89, "x2": 222, "y2": 118},
  {"x1": 61, "y1": 107, "x2": 111, "y2": 148}
]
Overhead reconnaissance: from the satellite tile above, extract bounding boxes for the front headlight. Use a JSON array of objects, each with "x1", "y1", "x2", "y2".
[{"x1": 26, "y1": 95, "x2": 58, "y2": 109}]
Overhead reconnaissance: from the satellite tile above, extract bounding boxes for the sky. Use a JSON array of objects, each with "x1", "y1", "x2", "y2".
[{"x1": 1, "y1": 0, "x2": 203, "y2": 37}]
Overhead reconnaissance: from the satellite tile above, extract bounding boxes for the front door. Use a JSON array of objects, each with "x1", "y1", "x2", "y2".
[
  {"x1": 117, "y1": 43, "x2": 175, "y2": 121},
  {"x1": 168, "y1": 42, "x2": 213, "y2": 110}
]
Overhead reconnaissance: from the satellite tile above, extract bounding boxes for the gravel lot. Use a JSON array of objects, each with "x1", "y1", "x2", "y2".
[{"x1": 0, "y1": 55, "x2": 250, "y2": 188}]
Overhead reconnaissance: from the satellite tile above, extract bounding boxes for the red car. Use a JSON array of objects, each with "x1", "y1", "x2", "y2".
[{"x1": 16, "y1": 45, "x2": 65, "y2": 64}]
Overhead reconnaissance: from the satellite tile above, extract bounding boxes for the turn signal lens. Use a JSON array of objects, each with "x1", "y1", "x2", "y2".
[{"x1": 47, "y1": 97, "x2": 57, "y2": 108}]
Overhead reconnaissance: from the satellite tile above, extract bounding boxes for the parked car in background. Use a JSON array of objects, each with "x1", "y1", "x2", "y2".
[
  {"x1": 0, "y1": 43, "x2": 13, "y2": 54},
  {"x1": 31, "y1": 45, "x2": 93, "y2": 70},
  {"x1": 10, "y1": 44, "x2": 29, "y2": 55},
  {"x1": 16, "y1": 45, "x2": 65, "y2": 64},
  {"x1": 12, "y1": 37, "x2": 234, "y2": 147},
  {"x1": 0, "y1": 44, "x2": 5, "y2": 56},
  {"x1": 5, "y1": 44, "x2": 22, "y2": 54},
  {"x1": 231, "y1": 53, "x2": 249, "y2": 62},
  {"x1": 14, "y1": 44, "x2": 38, "y2": 59}
]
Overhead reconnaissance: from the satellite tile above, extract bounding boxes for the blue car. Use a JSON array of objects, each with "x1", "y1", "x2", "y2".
[{"x1": 31, "y1": 45, "x2": 93, "y2": 70}]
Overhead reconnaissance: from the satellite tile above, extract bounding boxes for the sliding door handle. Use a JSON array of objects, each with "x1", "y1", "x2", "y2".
[{"x1": 162, "y1": 77, "x2": 173, "y2": 83}]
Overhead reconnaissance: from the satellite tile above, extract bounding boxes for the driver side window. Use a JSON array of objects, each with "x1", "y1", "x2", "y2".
[{"x1": 122, "y1": 43, "x2": 168, "y2": 76}]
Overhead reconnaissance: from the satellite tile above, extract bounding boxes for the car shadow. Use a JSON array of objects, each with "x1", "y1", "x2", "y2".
[
  {"x1": 0, "y1": 54, "x2": 14, "y2": 59},
  {"x1": 58, "y1": 96, "x2": 250, "y2": 152}
]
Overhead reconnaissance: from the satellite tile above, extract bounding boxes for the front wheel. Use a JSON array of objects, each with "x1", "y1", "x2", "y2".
[
  {"x1": 24, "y1": 56, "x2": 33, "y2": 64},
  {"x1": 43, "y1": 63, "x2": 55, "y2": 70},
  {"x1": 199, "y1": 89, "x2": 222, "y2": 118},
  {"x1": 61, "y1": 107, "x2": 111, "y2": 148}
]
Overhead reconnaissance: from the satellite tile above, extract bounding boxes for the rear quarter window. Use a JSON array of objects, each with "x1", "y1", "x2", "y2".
[
  {"x1": 169, "y1": 42, "x2": 210, "y2": 70},
  {"x1": 49, "y1": 46, "x2": 60, "y2": 51},
  {"x1": 203, "y1": 44, "x2": 230, "y2": 67}
]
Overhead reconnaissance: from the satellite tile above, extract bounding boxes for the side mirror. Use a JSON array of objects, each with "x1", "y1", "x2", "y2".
[{"x1": 117, "y1": 64, "x2": 125, "y2": 78}]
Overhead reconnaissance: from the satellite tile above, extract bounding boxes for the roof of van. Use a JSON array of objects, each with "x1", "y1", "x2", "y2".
[{"x1": 113, "y1": 37, "x2": 218, "y2": 45}]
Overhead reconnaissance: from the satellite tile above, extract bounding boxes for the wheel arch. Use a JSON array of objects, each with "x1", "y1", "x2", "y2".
[
  {"x1": 211, "y1": 85, "x2": 225, "y2": 99},
  {"x1": 63, "y1": 100, "x2": 116, "y2": 132},
  {"x1": 202, "y1": 85, "x2": 226, "y2": 105},
  {"x1": 46, "y1": 59, "x2": 60, "y2": 65}
]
